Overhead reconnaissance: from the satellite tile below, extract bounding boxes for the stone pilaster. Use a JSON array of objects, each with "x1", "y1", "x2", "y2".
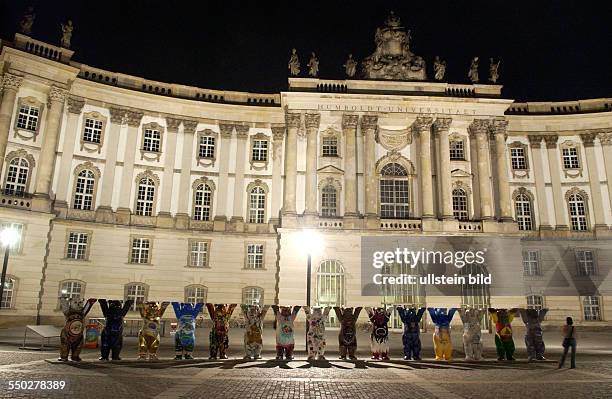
[
  {"x1": 270, "y1": 125, "x2": 285, "y2": 225},
  {"x1": 157, "y1": 117, "x2": 181, "y2": 228},
  {"x1": 527, "y1": 135, "x2": 551, "y2": 229},
  {"x1": 599, "y1": 131, "x2": 612, "y2": 222},
  {"x1": 282, "y1": 112, "x2": 300, "y2": 226},
  {"x1": 231, "y1": 124, "x2": 249, "y2": 229},
  {"x1": 304, "y1": 113, "x2": 320, "y2": 220},
  {"x1": 33, "y1": 85, "x2": 68, "y2": 212},
  {"x1": 491, "y1": 118, "x2": 512, "y2": 221},
  {"x1": 414, "y1": 116, "x2": 434, "y2": 219},
  {"x1": 115, "y1": 109, "x2": 144, "y2": 224},
  {"x1": 0, "y1": 74, "x2": 23, "y2": 176},
  {"x1": 175, "y1": 119, "x2": 197, "y2": 229},
  {"x1": 581, "y1": 132, "x2": 606, "y2": 229},
  {"x1": 361, "y1": 115, "x2": 379, "y2": 227},
  {"x1": 470, "y1": 119, "x2": 494, "y2": 220},
  {"x1": 433, "y1": 117, "x2": 452, "y2": 219},
  {"x1": 96, "y1": 106, "x2": 125, "y2": 223},
  {"x1": 342, "y1": 114, "x2": 359, "y2": 219},
  {"x1": 213, "y1": 123, "x2": 234, "y2": 230},
  {"x1": 543, "y1": 134, "x2": 568, "y2": 230}
]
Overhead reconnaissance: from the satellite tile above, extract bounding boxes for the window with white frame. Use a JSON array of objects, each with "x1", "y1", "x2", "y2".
[
  {"x1": 198, "y1": 135, "x2": 215, "y2": 159},
  {"x1": 189, "y1": 240, "x2": 209, "y2": 267},
  {"x1": 243, "y1": 286, "x2": 264, "y2": 305},
  {"x1": 0, "y1": 222, "x2": 23, "y2": 254},
  {"x1": 575, "y1": 250, "x2": 596, "y2": 276},
  {"x1": 125, "y1": 283, "x2": 147, "y2": 311},
  {"x1": 527, "y1": 295, "x2": 544, "y2": 310},
  {"x1": 143, "y1": 128, "x2": 161, "y2": 153},
  {"x1": 515, "y1": 193, "x2": 534, "y2": 231},
  {"x1": 246, "y1": 244, "x2": 264, "y2": 269},
  {"x1": 193, "y1": 183, "x2": 212, "y2": 221},
  {"x1": 321, "y1": 184, "x2": 337, "y2": 217},
  {"x1": 185, "y1": 285, "x2": 207, "y2": 305},
  {"x1": 1, "y1": 277, "x2": 16, "y2": 309},
  {"x1": 59, "y1": 280, "x2": 83, "y2": 300},
  {"x1": 66, "y1": 232, "x2": 89, "y2": 260},
  {"x1": 135, "y1": 178, "x2": 156, "y2": 216},
  {"x1": 83, "y1": 118, "x2": 103, "y2": 144},
  {"x1": 562, "y1": 147, "x2": 580, "y2": 169},
  {"x1": 452, "y1": 188, "x2": 468, "y2": 221},
  {"x1": 510, "y1": 147, "x2": 527, "y2": 170},
  {"x1": 583, "y1": 296, "x2": 601, "y2": 321},
  {"x1": 523, "y1": 250, "x2": 541, "y2": 276},
  {"x1": 248, "y1": 186, "x2": 266, "y2": 224},
  {"x1": 4, "y1": 157, "x2": 30, "y2": 196},
  {"x1": 449, "y1": 139, "x2": 465, "y2": 160},
  {"x1": 379, "y1": 163, "x2": 409, "y2": 219},
  {"x1": 130, "y1": 237, "x2": 151, "y2": 264},
  {"x1": 322, "y1": 137, "x2": 338, "y2": 156},
  {"x1": 251, "y1": 139, "x2": 268, "y2": 162},
  {"x1": 568, "y1": 193, "x2": 587, "y2": 231},
  {"x1": 73, "y1": 170, "x2": 95, "y2": 210},
  {"x1": 16, "y1": 104, "x2": 40, "y2": 132},
  {"x1": 317, "y1": 260, "x2": 346, "y2": 309}
]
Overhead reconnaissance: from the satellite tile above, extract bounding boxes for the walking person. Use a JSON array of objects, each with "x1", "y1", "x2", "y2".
[{"x1": 558, "y1": 317, "x2": 576, "y2": 369}]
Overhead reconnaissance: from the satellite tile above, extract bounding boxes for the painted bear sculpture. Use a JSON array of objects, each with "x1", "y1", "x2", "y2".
[
  {"x1": 304, "y1": 306, "x2": 331, "y2": 360},
  {"x1": 518, "y1": 308, "x2": 548, "y2": 361},
  {"x1": 172, "y1": 302, "x2": 204, "y2": 360},
  {"x1": 138, "y1": 301, "x2": 170, "y2": 360},
  {"x1": 241, "y1": 304, "x2": 270, "y2": 360},
  {"x1": 98, "y1": 299, "x2": 133, "y2": 361},
  {"x1": 334, "y1": 307, "x2": 362, "y2": 360},
  {"x1": 206, "y1": 303, "x2": 237, "y2": 359},
  {"x1": 397, "y1": 306, "x2": 425, "y2": 360},
  {"x1": 272, "y1": 305, "x2": 300, "y2": 360},
  {"x1": 458, "y1": 307, "x2": 486, "y2": 361},
  {"x1": 59, "y1": 297, "x2": 96, "y2": 361},
  {"x1": 489, "y1": 308, "x2": 519, "y2": 361},
  {"x1": 427, "y1": 307, "x2": 457, "y2": 361},
  {"x1": 366, "y1": 307, "x2": 392, "y2": 360}
]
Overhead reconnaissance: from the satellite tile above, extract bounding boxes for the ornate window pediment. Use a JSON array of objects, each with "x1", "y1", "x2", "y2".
[
  {"x1": 249, "y1": 133, "x2": 270, "y2": 171},
  {"x1": 140, "y1": 122, "x2": 164, "y2": 162},
  {"x1": 560, "y1": 141, "x2": 583, "y2": 178},
  {"x1": 246, "y1": 179, "x2": 269, "y2": 224},
  {"x1": 197, "y1": 129, "x2": 218, "y2": 167},
  {"x1": 318, "y1": 177, "x2": 342, "y2": 218},
  {"x1": 192, "y1": 177, "x2": 216, "y2": 222},
  {"x1": 14, "y1": 96, "x2": 44, "y2": 142},
  {"x1": 80, "y1": 111, "x2": 107, "y2": 153},
  {"x1": 375, "y1": 152, "x2": 415, "y2": 175},
  {"x1": 376, "y1": 126, "x2": 412, "y2": 152},
  {"x1": 508, "y1": 141, "x2": 530, "y2": 178}
]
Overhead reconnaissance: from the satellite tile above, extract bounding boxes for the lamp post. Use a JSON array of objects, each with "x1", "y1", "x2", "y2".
[
  {"x1": 0, "y1": 227, "x2": 20, "y2": 309},
  {"x1": 300, "y1": 229, "x2": 323, "y2": 353}
]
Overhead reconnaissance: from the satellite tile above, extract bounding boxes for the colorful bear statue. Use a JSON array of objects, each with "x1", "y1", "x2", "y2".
[
  {"x1": 58, "y1": 297, "x2": 97, "y2": 361},
  {"x1": 206, "y1": 303, "x2": 237, "y2": 359},
  {"x1": 458, "y1": 307, "x2": 486, "y2": 361},
  {"x1": 427, "y1": 307, "x2": 457, "y2": 361},
  {"x1": 397, "y1": 306, "x2": 425, "y2": 360},
  {"x1": 365, "y1": 307, "x2": 392, "y2": 360},
  {"x1": 272, "y1": 305, "x2": 300, "y2": 360},
  {"x1": 334, "y1": 306, "x2": 362, "y2": 360},
  {"x1": 172, "y1": 302, "x2": 204, "y2": 360},
  {"x1": 518, "y1": 308, "x2": 548, "y2": 361},
  {"x1": 98, "y1": 299, "x2": 133, "y2": 361},
  {"x1": 488, "y1": 308, "x2": 518, "y2": 361},
  {"x1": 138, "y1": 301, "x2": 170, "y2": 360},
  {"x1": 241, "y1": 304, "x2": 270, "y2": 360},
  {"x1": 303, "y1": 306, "x2": 331, "y2": 360}
]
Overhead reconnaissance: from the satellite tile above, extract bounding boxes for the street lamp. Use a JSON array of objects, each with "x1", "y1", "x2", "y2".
[
  {"x1": 0, "y1": 227, "x2": 20, "y2": 309},
  {"x1": 298, "y1": 229, "x2": 323, "y2": 353}
]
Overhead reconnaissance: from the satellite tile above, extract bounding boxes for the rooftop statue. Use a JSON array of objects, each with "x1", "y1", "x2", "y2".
[
  {"x1": 361, "y1": 11, "x2": 427, "y2": 81},
  {"x1": 433, "y1": 56, "x2": 446, "y2": 81},
  {"x1": 288, "y1": 48, "x2": 300, "y2": 76},
  {"x1": 307, "y1": 52, "x2": 319, "y2": 77},
  {"x1": 344, "y1": 54, "x2": 357, "y2": 78},
  {"x1": 60, "y1": 20, "x2": 73, "y2": 49},
  {"x1": 489, "y1": 58, "x2": 500, "y2": 83},
  {"x1": 468, "y1": 56, "x2": 479, "y2": 83},
  {"x1": 19, "y1": 6, "x2": 36, "y2": 35}
]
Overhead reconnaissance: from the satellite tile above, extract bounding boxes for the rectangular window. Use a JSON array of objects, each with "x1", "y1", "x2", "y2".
[
  {"x1": 198, "y1": 136, "x2": 215, "y2": 159},
  {"x1": 251, "y1": 140, "x2": 268, "y2": 162},
  {"x1": 322, "y1": 137, "x2": 338, "y2": 156},
  {"x1": 0, "y1": 222, "x2": 24, "y2": 254},
  {"x1": 66, "y1": 232, "x2": 89, "y2": 260},
  {"x1": 60, "y1": 281, "x2": 83, "y2": 300},
  {"x1": 523, "y1": 250, "x2": 541, "y2": 276},
  {"x1": 562, "y1": 147, "x2": 580, "y2": 169},
  {"x1": 126, "y1": 284, "x2": 146, "y2": 311},
  {"x1": 16, "y1": 104, "x2": 40, "y2": 132},
  {"x1": 576, "y1": 250, "x2": 596, "y2": 276},
  {"x1": 185, "y1": 286, "x2": 207, "y2": 304},
  {"x1": 449, "y1": 140, "x2": 465, "y2": 160},
  {"x1": 527, "y1": 295, "x2": 544, "y2": 310},
  {"x1": 189, "y1": 241, "x2": 209, "y2": 267},
  {"x1": 510, "y1": 147, "x2": 527, "y2": 170},
  {"x1": 130, "y1": 238, "x2": 150, "y2": 264},
  {"x1": 143, "y1": 129, "x2": 161, "y2": 152},
  {"x1": 583, "y1": 296, "x2": 601, "y2": 321},
  {"x1": 246, "y1": 244, "x2": 264, "y2": 269},
  {"x1": 243, "y1": 287, "x2": 263, "y2": 305},
  {"x1": 83, "y1": 118, "x2": 103, "y2": 144},
  {"x1": 1, "y1": 277, "x2": 15, "y2": 309}
]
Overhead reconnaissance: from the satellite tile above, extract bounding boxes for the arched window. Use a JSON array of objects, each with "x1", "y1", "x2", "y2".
[
  {"x1": 248, "y1": 186, "x2": 266, "y2": 224},
  {"x1": 461, "y1": 263, "x2": 491, "y2": 329},
  {"x1": 1, "y1": 276, "x2": 17, "y2": 309},
  {"x1": 379, "y1": 163, "x2": 409, "y2": 219},
  {"x1": 185, "y1": 285, "x2": 207, "y2": 305},
  {"x1": 321, "y1": 184, "x2": 337, "y2": 217},
  {"x1": 59, "y1": 280, "x2": 84, "y2": 301},
  {"x1": 514, "y1": 193, "x2": 534, "y2": 230},
  {"x1": 73, "y1": 169, "x2": 96, "y2": 210},
  {"x1": 452, "y1": 188, "x2": 468, "y2": 221},
  {"x1": 317, "y1": 260, "x2": 345, "y2": 326},
  {"x1": 243, "y1": 286, "x2": 264, "y2": 305},
  {"x1": 4, "y1": 157, "x2": 30, "y2": 196},
  {"x1": 568, "y1": 193, "x2": 587, "y2": 231},
  {"x1": 135, "y1": 177, "x2": 156, "y2": 216},
  {"x1": 193, "y1": 183, "x2": 212, "y2": 221},
  {"x1": 125, "y1": 283, "x2": 148, "y2": 311}
]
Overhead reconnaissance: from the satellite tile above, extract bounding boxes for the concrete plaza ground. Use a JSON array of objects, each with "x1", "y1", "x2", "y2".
[{"x1": 0, "y1": 326, "x2": 611, "y2": 398}]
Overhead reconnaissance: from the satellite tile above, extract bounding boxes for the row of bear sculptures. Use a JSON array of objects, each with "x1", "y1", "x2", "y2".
[{"x1": 59, "y1": 298, "x2": 547, "y2": 362}]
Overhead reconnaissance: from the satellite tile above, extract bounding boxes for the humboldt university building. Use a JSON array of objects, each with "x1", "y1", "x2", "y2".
[{"x1": 0, "y1": 16, "x2": 610, "y2": 328}]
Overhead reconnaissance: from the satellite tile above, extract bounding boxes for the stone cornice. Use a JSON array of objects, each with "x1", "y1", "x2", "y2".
[
  {"x1": 341, "y1": 114, "x2": 359, "y2": 129},
  {"x1": 109, "y1": 107, "x2": 126, "y2": 124},
  {"x1": 2, "y1": 73, "x2": 23, "y2": 91},
  {"x1": 125, "y1": 109, "x2": 144, "y2": 127},
  {"x1": 166, "y1": 117, "x2": 182, "y2": 132},
  {"x1": 361, "y1": 115, "x2": 378, "y2": 130},
  {"x1": 432, "y1": 117, "x2": 452, "y2": 133},
  {"x1": 66, "y1": 96, "x2": 85, "y2": 114},
  {"x1": 182, "y1": 119, "x2": 198, "y2": 134},
  {"x1": 304, "y1": 113, "x2": 321, "y2": 129},
  {"x1": 285, "y1": 112, "x2": 301, "y2": 128}
]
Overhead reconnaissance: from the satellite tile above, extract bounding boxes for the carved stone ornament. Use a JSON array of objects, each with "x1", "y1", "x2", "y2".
[
  {"x1": 166, "y1": 117, "x2": 182, "y2": 132},
  {"x1": 412, "y1": 116, "x2": 433, "y2": 133},
  {"x1": 452, "y1": 179, "x2": 472, "y2": 194},
  {"x1": 543, "y1": 135, "x2": 558, "y2": 149},
  {"x1": 490, "y1": 119, "x2": 509, "y2": 136},
  {"x1": 126, "y1": 110, "x2": 144, "y2": 127},
  {"x1": 560, "y1": 140, "x2": 583, "y2": 178},
  {"x1": 140, "y1": 122, "x2": 164, "y2": 162},
  {"x1": 527, "y1": 135, "x2": 544, "y2": 149},
  {"x1": 2, "y1": 73, "x2": 23, "y2": 91},
  {"x1": 109, "y1": 107, "x2": 126, "y2": 124},
  {"x1": 134, "y1": 169, "x2": 161, "y2": 186},
  {"x1": 304, "y1": 113, "x2": 321, "y2": 129},
  {"x1": 80, "y1": 111, "x2": 107, "y2": 153},
  {"x1": 271, "y1": 126, "x2": 285, "y2": 142},
  {"x1": 599, "y1": 131, "x2": 612, "y2": 146},
  {"x1": 342, "y1": 114, "x2": 359, "y2": 129},
  {"x1": 361, "y1": 115, "x2": 378, "y2": 130},
  {"x1": 249, "y1": 132, "x2": 269, "y2": 170},
  {"x1": 375, "y1": 151, "x2": 415, "y2": 175},
  {"x1": 13, "y1": 96, "x2": 44, "y2": 142},
  {"x1": 285, "y1": 112, "x2": 301, "y2": 128},
  {"x1": 361, "y1": 11, "x2": 427, "y2": 81},
  {"x1": 512, "y1": 187, "x2": 534, "y2": 201},
  {"x1": 182, "y1": 119, "x2": 198, "y2": 133},
  {"x1": 67, "y1": 96, "x2": 85, "y2": 114},
  {"x1": 579, "y1": 132, "x2": 597, "y2": 147},
  {"x1": 234, "y1": 124, "x2": 250, "y2": 138},
  {"x1": 219, "y1": 123, "x2": 234, "y2": 137},
  {"x1": 48, "y1": 85, "x2": 68, "y2": 104},
  {"x1": 377, "y1": 126, "x2": 412, "y2": 151},
  {"x1": 433, "y1": 117, "x2": 452, "y2": 133},
  {"x1": 196, "y1": 129, "x2": 218, "y2": 167},
  {"x1": 469, "y1": 119, "x2": 489, "y2": 136},
  {"x1": 508, "y1": 141, "x2": 530, "y2": 179}
]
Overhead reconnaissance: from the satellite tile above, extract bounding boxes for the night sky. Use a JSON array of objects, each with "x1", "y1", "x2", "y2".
[{"x1": 1, "y1": 0, "x2": 610, "y2": 102}]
